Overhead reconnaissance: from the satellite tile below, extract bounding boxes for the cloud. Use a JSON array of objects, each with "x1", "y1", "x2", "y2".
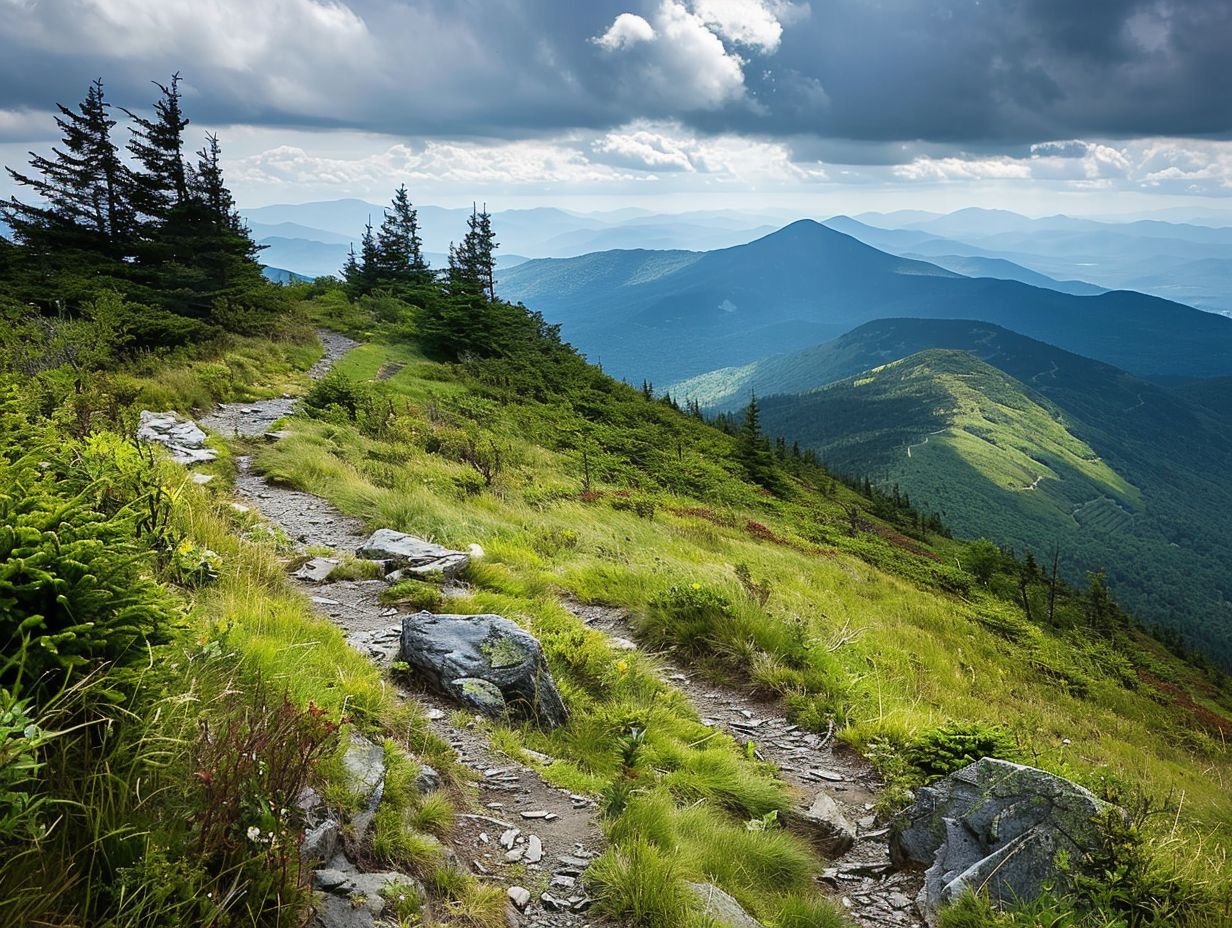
[
  {"x1": 692, "y1": 0, "x2": 791, "y2": 52},
  {"x1": 892, "y1": 138, "x2": 1232, "y2": 195},
  {"x1": 593, "y1": 1, "x2": 751, "y2": 111},
  {"x1": 593, "y1": 12, "x2": 656, "y2": 50},
  {"x1": 594, "y1": 120, "x2": 826, "y2": 182}
]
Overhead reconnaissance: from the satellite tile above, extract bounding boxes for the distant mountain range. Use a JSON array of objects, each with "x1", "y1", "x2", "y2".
[
  {"x1": 834, "y1": 208, "x2": 1232, "y2": 316},
  {"x1": 239, "y1": 200, "x2": 1231, "y2": 315},
  {"x1": 686, "y1": 318, "x2": 1232, "y2": 664},
  {"x1": 499, "y1": 219, "x2": 1232, "y2": 385}
]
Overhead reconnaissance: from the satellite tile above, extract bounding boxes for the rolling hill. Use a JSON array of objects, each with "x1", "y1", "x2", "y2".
[
  {"x1": 706, "y1": 319, "x2": 1232, "y2": 665},
  {"x1": 499, "y1": 220, "x2": 1232, "y2": 386}
]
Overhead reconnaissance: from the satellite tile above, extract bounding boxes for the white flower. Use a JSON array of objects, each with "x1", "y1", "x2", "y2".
[{"x1": 246, "y1": 825, "x2": 261, "y2": 841}]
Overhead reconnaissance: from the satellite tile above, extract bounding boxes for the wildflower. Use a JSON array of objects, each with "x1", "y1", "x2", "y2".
[
  {"x1": 246, "y1": 825, "x2": 261, "y2": 842},
  {"x1": 615, "y1": 659, "x2": 629, "y2": 675},
  {"x1": 691, "y1": 582, "x2": 702, "y2": 590}
]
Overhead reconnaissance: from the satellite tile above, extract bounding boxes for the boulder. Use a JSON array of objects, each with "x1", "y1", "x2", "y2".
[
  {"x1": 890, "y1": 758, "x2": 1117, "y2": 925},
  {"x1": 296, "y1": 556, "x2": 339, "y2": 583},
  {"x1": 301, "y1": 818, "x2": 340, "y2": 863},
  {"x1": 311, "y1": 869, "x2": 423, "y2": 928},
  {"x1": 136, "y1": 411, "x2": 218, "y2": 465},
  {"x1": 342, "y1": 732, "x2": 386, "y2": 840},
  {"x1": 786, "y1": 791, "x2": 856, "y2": 856},
  {"x1": 399, "y1": 612, "x2": 568, "y2": 728},
  {"x1": 356, "y1": 529, "x2": 469, "y2": 579},
  {"x1": 686, "y1": 882, "x2": 762, "y2": 928},
  {"x1": 414, "y1": 763, "x2": 441, "y2": 794}
]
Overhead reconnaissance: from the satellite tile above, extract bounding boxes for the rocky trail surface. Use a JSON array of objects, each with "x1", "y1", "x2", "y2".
[
  {"x1": 571, "y1": 604, "x2": 923, "y2": 928},
  {"x1": 198, "y1": 331, "x2": 921, "y2": 928}
]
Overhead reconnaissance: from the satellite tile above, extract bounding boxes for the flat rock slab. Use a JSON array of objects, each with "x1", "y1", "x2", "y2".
[
  {"x1": 891, "y1": 758, "x2": 1117, "y2": 925},
  {"x1": 399, "y1": 612, "x2": 567, "y2": 728},
  {"x1": 137, "y1": 411, "x2": 218, "y2": 465},
  {"x1": 200, "y1": 397, "x2": 297, "y2": 437},
  {"x1": 687, "y1": 882, "x2": 763, "y2": 928},
  {"x1": 357, "y1": 529, "x2": 470, "y2": 579},
  {"x1": 787, "y1": 790, "x2": 856, "y2": 856}
]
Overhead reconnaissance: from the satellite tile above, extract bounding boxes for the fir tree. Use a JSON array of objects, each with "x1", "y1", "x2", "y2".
[
  {"x1": 4, "y1": 78, "x2": 133, "y2": 256},
  {"x1": 737, "y1": 393, "x2": 780, "y2": 490},
  {"x1": 375, "y1": 185, "x2": 429, "y2": 286},
  {"x1": 449, "y1": 203, "x2": 498, "y2": 300},
  {"x1": 124, "y1": 74, "x2": 190, "y2": 223}
]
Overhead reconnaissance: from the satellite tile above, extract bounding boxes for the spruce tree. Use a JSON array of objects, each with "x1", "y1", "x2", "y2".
[
  {"x1": 124, "y1": 74, "x2": 190, "y2": 223},
  {"x1": 375, "y1": 184, "x2": 429, "y2": 287},
  {"x1": 737, "y1": 393, "x2": 779, "y2": 490},
  {"x1": 4, "y1": 78, "x2": 133, "y2": 256}
]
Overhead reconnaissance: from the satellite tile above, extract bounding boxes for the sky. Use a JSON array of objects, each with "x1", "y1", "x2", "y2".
[{"x1": 1, "y1": 0, "x2": 1231, "y2": 215}]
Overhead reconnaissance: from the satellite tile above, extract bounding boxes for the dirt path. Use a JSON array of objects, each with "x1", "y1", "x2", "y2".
[
  {"x1": 906, "y1": 429, "x2": 946, "y2": 459},
  {"x1": 569, "y1": 603, "x2": 922, "y2": 928},
  {"x1": 205, "y1": 330, "x2": 921, "y2": 928},
  {"x1": 205, "y1": 332, "x2": 606, "y2": 927}
]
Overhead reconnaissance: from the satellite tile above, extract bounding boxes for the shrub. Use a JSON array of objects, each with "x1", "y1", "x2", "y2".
[
  {"x1": 903, "y1": 722, "x2": 1017, "y2": 783},
  {"x1": 190, "y1": 683, "x2": 340, "y2": 916},
  {"x1": 0, "y1": 464, "x2": 175, "y2": 702},
  {"x1": 641, "y1": 584, "x2": 735, "y2": 654}
]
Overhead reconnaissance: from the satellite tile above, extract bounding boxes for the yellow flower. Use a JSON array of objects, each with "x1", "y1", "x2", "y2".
[
  {"x1": 615, "y1": 659, "x2": 629, "y2": 675},
  {"x1": 691, "y1": 582, "x2": 702, "y2": 590}
]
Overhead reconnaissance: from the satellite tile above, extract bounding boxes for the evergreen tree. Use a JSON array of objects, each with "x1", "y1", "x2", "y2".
[
  {"x1": 4, "y1": 79, "x2": 133, "y2": 258},
  {"x1": 737, "y1": 393, "x2": 779, "y2": 490},
  {"x1": 375, "y1": 185, "x2": 429, "y2": 287},
  {"x1": 449, "y1": 203, "x2": 498, "y2": 300},
  {"x1": 124, "y1": 74, "x2": 190, "y2": 224},
  {"x1": 344, "y1": 220, "x2": 381, "y2": 296}
]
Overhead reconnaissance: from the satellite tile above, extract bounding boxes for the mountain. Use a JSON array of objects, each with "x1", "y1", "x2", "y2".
[
  {"x1": 847, "y1": 208, "x2": 1232, "y2": 314},
  {"x1": 720, "y1": 319, "x2": 1232, "y2": 665},
  {"x1": 260, "y1": 265, "x2": 311, "y2": 284},
  {"x1": 500, "y1": 220, "x2": 1232, "y2": 385},
  {"x1": 256, "y1": 237, "x2": 350, "y2": 279},
  {"x1": 905, "y1": 254, "x2": 1104, "y2": 296}
]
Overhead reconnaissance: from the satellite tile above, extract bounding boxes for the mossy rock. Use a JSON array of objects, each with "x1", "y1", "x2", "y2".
[{"x1": 399, "y1": 612, "x2": 567, "y2": 728}]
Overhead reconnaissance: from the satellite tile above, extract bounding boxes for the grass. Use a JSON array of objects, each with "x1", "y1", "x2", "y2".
[{"x1": 243, "y1": 316, "x2": 1232, "y2": 925}]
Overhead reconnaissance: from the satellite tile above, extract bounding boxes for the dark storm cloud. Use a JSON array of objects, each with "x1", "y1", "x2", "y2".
[{"x1": 0, "y1": 0, "x2": 1228, "y2": 153}]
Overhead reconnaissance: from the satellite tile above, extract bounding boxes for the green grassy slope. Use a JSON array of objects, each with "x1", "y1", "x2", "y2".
[
  {"x1": 259, "y1": 294, "x2": 1232, "y2": 924},
  {"x1": 697, "y1": 319, "x2": 1232, "y2": 669}
]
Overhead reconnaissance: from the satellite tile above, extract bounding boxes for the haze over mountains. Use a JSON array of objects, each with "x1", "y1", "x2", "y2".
[
  {"x1": 499, "y1": 219, "x2": 1232, "y2": 385},
  {"x1": 245, "y1": 201, "x2": 1232, "y2": 320}
]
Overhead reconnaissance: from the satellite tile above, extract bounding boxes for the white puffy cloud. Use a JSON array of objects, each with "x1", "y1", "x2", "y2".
[
  {"x1": 594, "y1": 13, "x2": 656, "y2": 51},
  {"x1": 692, "y1": 0, "x2": 799, "y2": 52},
  {"x1": 593, "y1": 0, "x2": 804, "y2": 111}
]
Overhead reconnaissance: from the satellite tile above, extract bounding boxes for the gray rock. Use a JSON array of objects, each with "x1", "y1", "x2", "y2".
[
  {"x1": 507, "y1": 886, "x2": 531, "y2": 909},
  {"x1": 786, "y1": 791, "x2": 856, "y2": 856},
  {"x1": 415, "y1": 763, "x2": 441, "y2": 794},
  {"x1": 136, "y1": 411, "x2": 218, "y2": 465},
  {"x1": 400, "y1": 612, "x2": 568, "y2": 728},
  {"x1": 296, "y1": 556, "x2": 339, "y2": 582},
  {"x1": 342, "y1": 732, "x2": 385, "y2": 840},
  {"x1": 311, "y1": 869, "x2": 423, "y2": 928},
  {"x1": 890, "y1": 758, "x2": 1117, "y2": 925},
  {"x1": 386, "y1": 552, "x2": 471, "y2": 582},
  {"x1": 311, "y1": 893, "x2": 375, "y2": 928},
  {"x1": 302, "y1": 818, "x2": 340, "y2": 863},
  {"x1": 356, "y1": 529, "x2": 469, "y2": 579},
  {"x1": 686, "y1": 882, "x2": 762, "y2": 928},
  {"x1": 524, "y1": 833, "x2": 543, "y2": 863}
]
